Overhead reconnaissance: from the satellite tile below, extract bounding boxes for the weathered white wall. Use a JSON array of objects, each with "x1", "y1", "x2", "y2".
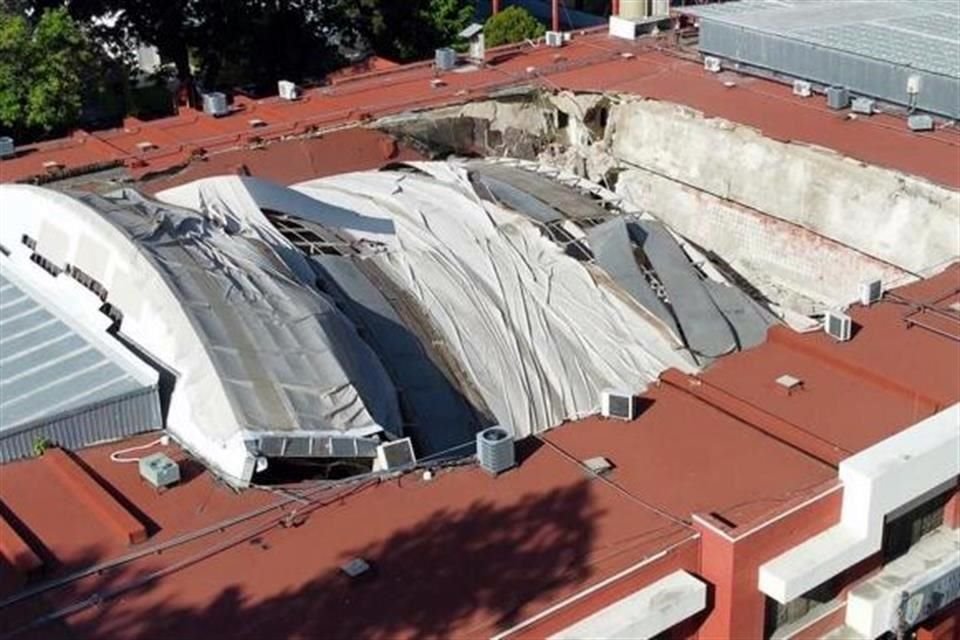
[
  {"x1": 607, "y1": 100, "x2": 960, "y2": 276},
  {"x1": 617, "y1": 168, "x2": 913, "y2": 312}
]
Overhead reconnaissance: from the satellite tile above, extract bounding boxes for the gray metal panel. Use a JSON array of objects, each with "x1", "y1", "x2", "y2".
[
  {"x1": 0, "y1": 387, "x2": 162, "y2": 463},
  {"x1": 0, "y1": 273, "x2": 148, "y2": 433},
  {"x1": 587, "y1": 217, "x2": 680, "y2": 337},
  {"x1": 469, "y1": 171, "x2": 563, "y2": 223},
  {"x1": 702, "y1": 280, "x2": 777, "y2": 351},
  {"x1": 468, "y1": 164, "x2": 612, "y2": 222},
  {"x1": 690, "y1": 0, "x2": 960, "y2": 118},
  {"x1": 633, "y1": 222, "x2": 738, "y2": 359}
]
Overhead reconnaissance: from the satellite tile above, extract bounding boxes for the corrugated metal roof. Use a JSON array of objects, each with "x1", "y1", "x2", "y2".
[
  {"x1": 685, "y1": 0, "x2": 960, "y2": 78},
  {"x1": 0, "y1": 268, "x2": 152, "y2": 433}
]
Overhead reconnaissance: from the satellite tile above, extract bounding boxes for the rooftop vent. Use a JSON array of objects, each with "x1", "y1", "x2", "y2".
[
  {"x1": 278, "y1": 80, "x2": 300, "y2": 101},
  {"x1": 826, "y1": 86, "x2": 849, "y2": 110},
  {"x1": 0, "y1": 136, "x2": 14, "y2": 158},
  {"x1": 775, "y1": 374, "x2": 803, "y2": 396},
  {"x1": 375, "y1": 438, "x2": 416, "y2": 471},
  {"x1": 435, "y1": 47, "x2": 457, "y2": 71},
  {"x1": 792, "y1": 80, "x2": 812, "y2": 98},
  {"x1": 136, "y1": 141, "x2": 157, "y2": 152},
  {"x1": 704, "y1": 56, "x2": 721, "y2": 73},
  {"x1": 824, "y1": 311, "x2": 852, "y2": 342},
  {"x1": 477, "y1": 426, "x2": 515, "y2": 475},
  {"x1": 601, "y1": 390, "x2": 636, "y2": 421},
  {"x1": 340, "y1": 557, "x2": 371, "y2": 578},
  {"x1": 859, "y1": 279, "x2": 883, "y2": 306},
  {"x1": 545, "y1": 31, "x2": 564, "y2": 47},
  {"x1": 139, "y1": 453, "x2": 180, "y2": 490},
  {"x1": 42, "y1": 160, "x2": 63, "y2": 172},
  {"x1": 202, "y1": 92, "x2": 229, "y2": 117},
  {"x1": 583, "y1": 456, "x2": 614, "y2": 476},
  {"x1": 248, "y1": 118, "x2": 267, "y2": 128}
]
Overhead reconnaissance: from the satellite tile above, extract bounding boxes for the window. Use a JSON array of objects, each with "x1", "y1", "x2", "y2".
[
  {"x1": 882, "y1": 490, "x2": 950, "y2": 563},
  {"x1": 764, "y1": 580, "x2": 839, "y2": 639},
  {"x1": 21, "y1": 234, "x2": 36, "y2": 250},
  {"x1": 66, "y1": 265, "x2": 108, "y2": 301},
  {"x1": 29, "y1": 252, "x2": 61, "y2": 276}
]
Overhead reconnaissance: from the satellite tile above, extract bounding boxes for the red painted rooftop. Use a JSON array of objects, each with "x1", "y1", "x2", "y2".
[
  {"x1": 1, "y1": 264, "x2": 957, "y2": 639},
  {"x1": 2, "y1": 32, "x2": 959, "y2": 188}
]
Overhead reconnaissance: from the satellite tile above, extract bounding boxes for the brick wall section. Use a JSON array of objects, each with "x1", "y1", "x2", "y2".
[{"x1": 42, "y1": 449, "x2": 147, "y2": 545}]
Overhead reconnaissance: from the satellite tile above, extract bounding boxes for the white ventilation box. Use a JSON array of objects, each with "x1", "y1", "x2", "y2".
[
  {"x1": 278, "y1": 80, "x2": 300, "y2": 101},
  {"x1": 703, "y1": 56, "x2": 721, "y2": 73},
  {"x1": 824, "y1": 311, "x2": 852, "y2": 342},
  {"x1": 601, "y1": 390, "x2": 637, "y2": 421},
  {"x1": 851, "y1": 97, "x2": 875, "y2": 115},
  {"x1": 375, "y1": 438, "x2": 416, "y2": 471},
  {"x1": 792, "y1": 80, "x2": 812, "y2": 97},
  {"x1": 139, "y1": 452, "x2": 180, "y2": 489},
  {"x1": 477, "y1": 426, "x2": 515, "y2": 475},
  {"x1": 202, "y1": 92, "x2": 229, "y2": 117},
  {"x1": 859, "y1": 279, "x2": 883, "y2": 306},
  {"x1": 907, "y1": 75, "x2": 922, "y2": 96},
  {"x1": 545, "y1": 31, "x2": 564, "y2": 47}
]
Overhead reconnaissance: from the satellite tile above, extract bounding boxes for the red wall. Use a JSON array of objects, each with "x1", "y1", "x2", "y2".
[
  {"x1": 508, "y1": 538, "x2": 701, "y2": 639},
  {"x1": 694, "y1": 484, "x2": 842, "y2": 639}
]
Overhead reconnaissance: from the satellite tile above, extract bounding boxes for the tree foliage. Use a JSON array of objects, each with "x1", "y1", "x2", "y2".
[
  {"x1": 483, "y1": 6, "x2": 545, "y2": 48},
  {"x1": 0, "y1": 8, "x2": 91, "y2": 135},
  {"x1": 330, "y1": 0, "x2": 474, "y2": 62}
]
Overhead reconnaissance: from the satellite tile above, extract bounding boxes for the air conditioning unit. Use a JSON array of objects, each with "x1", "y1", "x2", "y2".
[
  {"x1": 0, "y1": 136, "x2": 14, "y2": 158},
  {"x1": 202, "y1": 92, "x2": 229, "y2": 117},
  {"x1": 375, "y1": 438, "x2": 416, "y2": 471},
  {"x1": 139, "y1": 453, "x2": 180, "y2": 489},
  {"x1": 545, "y1": 31, "x2": 564, "y2": 47},
  {"x1": 476, "y1": 426, "x2": 515, "y2": 475},
  {"x1": 278, "y1": 80, "x2": 300, "y2": 101},
  {"x1": 824, "y1": 311, "x2": 852, "y2": 342},
  {"x1": 908, "y1": 114, "x2": 934, "y2": 132},
  {"x1": 851, "y1": 97, "x2": 875, "y2": 115},
  {"x1": 704, "y1": 56, "x2": 721, "y2": 73},
  {"x1": 435, "y1": 47, "x2": 457, "y2": 71},
  {"x1": 601, "y1": 390, "x2": 636, "y2": 421},
  {"x1": 859, "y1": 279, "x2": 883, "y2": 306},
  {"x1": 792, "y1": 80, "x2": 812, "y2": 98},
  {"x1": 825, "y1": 86, "x2": 849, "y2": 110}
]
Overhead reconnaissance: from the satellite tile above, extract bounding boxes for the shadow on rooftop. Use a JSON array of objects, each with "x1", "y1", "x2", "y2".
[{"x1": 52, "y1": 479, "x2": 602, "y2": 640}]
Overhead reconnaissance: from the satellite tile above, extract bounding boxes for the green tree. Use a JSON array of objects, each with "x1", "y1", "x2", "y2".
[
  {"x1": 483, "y1": 6, "x2": 545, "y2": 48},
  {"x1": 0, "y1": 8, "x2": 91, "y2": 136},
  {"x1": 331, "y1": 0, "x2": 474, "y2": 62}
]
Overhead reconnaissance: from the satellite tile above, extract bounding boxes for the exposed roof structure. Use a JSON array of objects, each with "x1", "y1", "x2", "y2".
[{"x1": 0, "y1": 259, "x2": 160, "y2": 462}]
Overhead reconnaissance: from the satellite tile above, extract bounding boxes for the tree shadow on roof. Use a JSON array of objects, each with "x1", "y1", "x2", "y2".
[{"x1": 58, "y1": 479, "x2": 602, "y2": 640}]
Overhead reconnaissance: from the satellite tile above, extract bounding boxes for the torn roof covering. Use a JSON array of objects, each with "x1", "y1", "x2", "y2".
[{"x1": 91, "y1": 189, "x2": 403, "y2": 438}]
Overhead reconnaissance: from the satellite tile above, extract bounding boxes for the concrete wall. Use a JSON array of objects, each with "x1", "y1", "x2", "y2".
[{"x1": 607, "y1": 99, "x2": 960, "y2": 277}]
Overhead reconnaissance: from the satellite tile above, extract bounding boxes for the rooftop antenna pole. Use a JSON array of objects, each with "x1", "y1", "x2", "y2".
[
  {"x1": 612, "y1": 0, "x2": 620, "y2": 16},
  {"x1": 552, "y1": 0, "x2": 560, "y2": 31},
  {"x1": 492, "y1": 0, "x2": 500, "y2": 14}
]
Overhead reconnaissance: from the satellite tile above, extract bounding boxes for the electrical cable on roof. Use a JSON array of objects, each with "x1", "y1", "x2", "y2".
[{"x1": 109, "y1": 435, "x2": 169, "y2": 463}]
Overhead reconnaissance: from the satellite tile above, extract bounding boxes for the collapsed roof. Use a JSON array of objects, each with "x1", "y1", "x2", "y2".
[{"x1": 0, "y1": 160, "x2": 785, "y2": 482}]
